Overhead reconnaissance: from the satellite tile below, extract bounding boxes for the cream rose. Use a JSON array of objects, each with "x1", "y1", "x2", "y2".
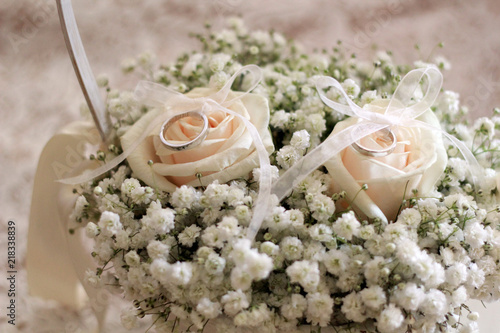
[
  {"x1": 121, "y1": 88, "x2": 274, "y2": 192},
  {"x1": 324, "y1": 99, "x2": 447, "y2": 222}
]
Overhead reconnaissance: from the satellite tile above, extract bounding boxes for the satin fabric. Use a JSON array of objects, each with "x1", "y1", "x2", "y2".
[{"x1": 27, "y1": 121, "x2": 107, "y2": 332}]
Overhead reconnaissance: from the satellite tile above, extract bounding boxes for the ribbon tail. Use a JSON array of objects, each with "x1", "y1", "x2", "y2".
[
  {"x1": 213, "y1": 103, "x2": 273, "y2": 241},
  {"x1": 410, "y1": 119, "x2": 485, "y2": 190},
  {"x1": 272, "y1": 122, "x2": 388, "y2": 201},
  {"x1": 28, "y1": 121, "x2": 107, "y2": 332}
]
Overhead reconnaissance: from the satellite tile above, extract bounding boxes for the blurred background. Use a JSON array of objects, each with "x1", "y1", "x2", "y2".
[{"x1": 1, "y1": 0, "x2": 500, "y2": 331}]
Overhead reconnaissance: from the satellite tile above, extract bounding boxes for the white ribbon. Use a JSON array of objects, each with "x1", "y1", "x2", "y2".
[
  {"x1": 28, "y1": 121, "x2": 108, "y2": 333},
  {"x1": 272, "y1": 66, "x2": 484, "y2": 204},
  {"x1": 60, "y1": 65, "x2": 272, "y2": 241}
]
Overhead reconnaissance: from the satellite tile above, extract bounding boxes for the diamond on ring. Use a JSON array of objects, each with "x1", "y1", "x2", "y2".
[
  {"x1": 159, "y1": 111, "x2": 209, "y2": 151},
  {"x1": 351, "y1": 128, "x2": 397, "y2": 157}
]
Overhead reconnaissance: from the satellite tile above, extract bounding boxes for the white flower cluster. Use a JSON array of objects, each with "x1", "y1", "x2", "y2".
[{"x1": 69, "y1": 18, "x2": 500, "y2": 333}]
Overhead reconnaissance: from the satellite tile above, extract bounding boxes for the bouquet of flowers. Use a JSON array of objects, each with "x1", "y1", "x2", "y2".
[{"x1": 67, "y1": 19, "x2": 500, "y2": 332}]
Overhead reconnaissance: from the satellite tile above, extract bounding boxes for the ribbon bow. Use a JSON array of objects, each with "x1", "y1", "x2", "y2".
[
  {"x1": 60, "y1": 64, "x2": 273, "y2": 241},
  {"x1": 272, "y1": 66, "x2": 483, "y2": 205}
]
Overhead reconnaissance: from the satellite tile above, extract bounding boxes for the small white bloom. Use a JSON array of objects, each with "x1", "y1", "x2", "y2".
[
  {"x1": 203, "y1": 182, "x2": 230, "y2": 208},
  {"x1": 252, "y1": 165, "x2": 280, "y2": 184},
  {"x1": 150, "y1": 259, "x2": 193, "y2": 286},
  {"x1": 467, "y1": 311, "x2": 480, "y2": 321},
  {"x1": 209, "y1": 53, "x2": 231, "y2": 72},
  {"x1": 98, "y1": 211, "x2": 122, "y2": 236},
  {"x1": 290, "y1": 130, "x2": 311, "y2": 151},
  {"x1": 120, "y1": 307, "x2": 138, "y2": 330},
  {"x1": 434, "y1": 55, "x2": 451, "y2": 70},
  {"x1": 360, "y1": 90, "x2": 377, "y2": 106},
  {"x1": 146, "y1": 240, "x2": 169, "y2": 260},
  {"x1": 446, "y1": 262, "x2": 468, "y2": 287},
  {"x1": 276, "y1": 145, "x2": 302, "y2": 170},
  {"x1": 260, "y1": 241, "x2": 280, "y2": 257},
  {"x1": 451, "y1": 285, "x2": 468, "y2": 307},
  {"x1": 281, "y1": 294, "x2": 307, "y2": 320},
  {"x1": 85, "y1": 222, "x2": 99, "y2": 238},
  {"x1": 464, "y1": 222, "x2": 488, "y2": 249},
  {"x1": 264, "y1": 206, "x2": 291, "y2": 233},
  {"x1": 234, "y1": 205, "x2": 252, "y2": 225},
  {"x1": 202, "y1": 225, "x2": 224, "y2": 248},
  {"x1": 286, "y1": 260, "x2": 320, "y2": 292},
  {"x1": 217, "y1": 216, "x2": 241, "y2": 241},
  {"x1": 306, "y1": 292, "x2": 334, "y2": 327},
  {"x1": 341, "y1": 292, "x2": 366, "y2": 323},
  {"x1": 121, "y1": 178, "x2": 140, "y2": 197},
  {"x1": 397, "y1": 208, "x2": 422, "y2": 227},
  {"x1": 420, "y1": 289, "x2": 448, "y2": 320},
  {"x1": 244, "y1": 250, "x2": 274, "y2": 281},
  {"x1": 303, "y1": 241, "x2": 326, "y2": 261},
  {"x1": 309, "y1": 223, "x2": 334, "y2": 243},
  {"x1": 209, "y1": 71, "x2": 230, "y2": 89},
  {"x1": 167, "y1": 261, "x2": 193, "y2": 286},
  {"x1": 377, "y1": 304, "x2": 404, "y2": 332},
  {"x1": 171, "y1": 185, "x2": 199, "y2": 209},
  {"x1": 221, "y1": 290, "x2": 250, "y2": 316},
  {"x1": 141, "y1": 201, "x2": 176, "y2": 234},
  {"x1": 84, "y1": 268, "x2": 101, "y2": 287},
  {"x1": 392, "y1": 282, "x2": 424, "y2": 311},
  {"x1": 205, "y1": 253, "x2": 226, "y2": 275},
  {"x1": 306, "y1": 193, "x2": 335, "y2": 223},
  {"x1": 322, "y1": 249, "x2": 349, "y2": 276},
  {"x1": 178, "y1": 224, "x2": 201, "y2": 247},
  {"x1": 341, "y1": 79, "x2": 360, "y2": 98},
  {"x1": 230, "y1": 267, "x2": 253, "y2": 291},
  {"x1": 358, "y1": 224, "x2": 375, "y2": 240},
  {"x1": 474, "y1": 117, "x2": 495, "y2": 140},
  {"x1": 280, "y1": 237, "x2": 304, "y2": 261},
  {"x1": 196, "y1": 298, "x2": 222, "y2": 319},
  {"x1": 332, "y1": 211, "x2": 360, "y2": 241},
  {"x1": 270, "y1": 110, "x2": 290, "y2": 129},
  {"x1": 124, "y1": 250, "x2": 141, "y2": 267},
  {"x1": 359, "y1": 285, "x2": 386, "y2": 310},
  {"x1": 73, "y1": 195, "x2": 88, "y2": 217}
]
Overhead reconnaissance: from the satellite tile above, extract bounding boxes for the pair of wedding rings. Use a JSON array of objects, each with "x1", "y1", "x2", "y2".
[{"x1": 160, "y1": 112, "x2": 397, "y2": 157}]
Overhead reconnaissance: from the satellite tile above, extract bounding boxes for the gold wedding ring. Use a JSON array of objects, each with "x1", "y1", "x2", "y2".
[
  {"x1": 351, "y1": 128, "x2": 397, "y2": 157},
  {"x1": 159, "y1": 111, "x2": 209, "y2": 151}
]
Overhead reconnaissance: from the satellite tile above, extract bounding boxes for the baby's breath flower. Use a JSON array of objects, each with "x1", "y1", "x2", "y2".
[
  {"x1": 286, "y1": 260, "x2": 320, "y2": 292},
  {"x1": 120, "y1": 307, "x2": 138, "y2": 330},
  {"x1": 221, "y1": 290, "x2": 250, "y2": 316},
  {"x1": 281, "y1": 294, "x2": 307, "y2": 320},
  {"x1": 141, "y1": 200, "x2": 175, "y2": 234},
  {"x1": 98, "y1": 211, "x2": 122, "y2": 236},
  {"x1": 280, "y1": 237, "x2": 304, "y2": 261},
  {"x1": 276, "y1": 146, "x2": 301, "y2": 170},
  {"x1": 376, "y1": 304, "x2": 404, "y2": 332},
  {"x1": 196, "y1": 298, "x2": 222, "y2": 319},
  {"x1": 171, "y1": 185, "x2": 199, "y2": 209},
  {"x1": 178, "y1": 224, "x2": 201, "y2": 247},
  {"x1": 85, "y1": 222, "x2": 99, "y2": 238},
  {"x1": 332, "y1": 211, "x2": 360, "y2": 241},
  {"x1": 305, "y1": 292, "x2": 334, "y2": 327}
]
